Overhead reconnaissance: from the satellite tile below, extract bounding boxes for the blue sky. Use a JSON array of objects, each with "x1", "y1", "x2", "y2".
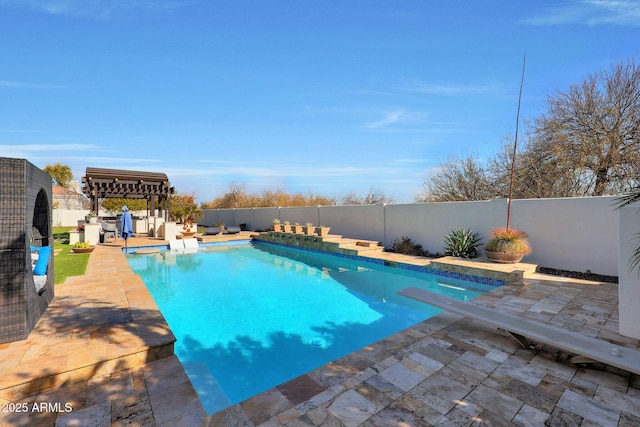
[{"x1": 1, "y1": 1, "x2": 638, "y2": 203}]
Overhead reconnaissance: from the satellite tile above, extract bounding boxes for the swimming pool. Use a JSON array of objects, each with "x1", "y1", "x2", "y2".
[{"x1": 127, "y1": 241, "x2": 498, "y2": 414}]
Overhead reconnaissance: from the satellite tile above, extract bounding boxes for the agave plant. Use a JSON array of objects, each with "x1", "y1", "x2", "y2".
[
  {"x1": 485, "y1": 227, "x2": 531, "y2": 255},
  {"x1": 442, "y1": 228, "x2": 482, "y2": 259}
]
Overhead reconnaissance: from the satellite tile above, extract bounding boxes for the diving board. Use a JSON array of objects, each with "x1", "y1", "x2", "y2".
[{"x1": 398, "y1": 287, "x2": 640, "y2": 375}]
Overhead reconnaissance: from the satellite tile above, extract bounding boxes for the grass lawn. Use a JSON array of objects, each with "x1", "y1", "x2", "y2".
[{"x1": 53, "y1": 227, "x2": 90, "y2": 284}]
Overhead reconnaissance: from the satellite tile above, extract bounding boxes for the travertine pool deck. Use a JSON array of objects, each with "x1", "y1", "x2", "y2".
[
  {"x1": 0, "y1": 242, "x2": 207, "y2": 427},
  {"x1": 1, "y1": 236, "x2": 639, "y2": 426}
]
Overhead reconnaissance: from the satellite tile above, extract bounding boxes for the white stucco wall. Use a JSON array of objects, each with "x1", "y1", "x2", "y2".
[
  {"x1": 253, "y1": 207, "x2": 280, "y2": 230},
  {"x1": 385, "y1": 199, "x2": 505, "y2": 253},
  {"x1": 53, "y1": 209, "x2": 148, "y2": 227},
  {"x1": 512, "y1": 197, "x2": 618, "y2": 276},
  {"x1": 161, "y1": 196, "x2": 622, "y2": 276},
  {"x1": 319, "y1": 204, "x2": 385, "y2": 243},
  {"x1": 619, "y1": 203, "x2": 640, "y2": 339},
  {"x1": 279, "y1": 206, "x2": 320, "y2": 228}
]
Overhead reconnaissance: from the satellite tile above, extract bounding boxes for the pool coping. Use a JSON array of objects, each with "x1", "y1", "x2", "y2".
[
  {"x1": 204, "y1": 272, "x2": 639, "y2": 426},
  {"x1": 4, "y1": 236, "x2": 636, "y2": 426},
  {"x1": 254, "y1": 239, "x2": 509, "y2": 288}
]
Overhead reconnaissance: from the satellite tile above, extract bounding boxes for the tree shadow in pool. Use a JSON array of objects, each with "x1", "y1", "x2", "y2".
[{"x1": 178, "y1": 314, "x2": 417, "y2": 413}]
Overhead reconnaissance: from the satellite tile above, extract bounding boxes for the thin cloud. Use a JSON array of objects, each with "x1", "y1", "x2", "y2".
[
  {"x1": 75, "y1": 157, "x2": 161, "y2": 166},
  {"x1": 0, "y1": 0, "x2": 194, "y2": 19},
  {"x1": 186, "y1": 162, "x2": 407, "y2": 179},
  {"x1": 520, "y1": 0, "x2": 640, "y2": 27},
  {"x1": 394, "y1": 158, "x2": 426, "y2": 164},
  {"x1": 0, "y1": 80, "x2": 66, "y2": 91},
  {"x1": 0, "y1": 143, "x2": 106, "y2": 167},
  {"x1": 0, "y1": 143, "x2": 100, "y2": 155},
  {"x1": 365, "y1": 108, "x2": 406, "y2": 129},
  {"x1": 400, "y1": 79, "x2": 494, "y2": 96}
]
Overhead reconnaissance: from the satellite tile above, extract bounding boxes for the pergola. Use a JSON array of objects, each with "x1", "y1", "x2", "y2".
[{"x1": 82, "y1": 167, "x2": 175, "y2": 220}]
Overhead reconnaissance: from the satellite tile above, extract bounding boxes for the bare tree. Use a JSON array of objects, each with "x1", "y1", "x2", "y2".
[
  {"x1": 429, "y1": 57, "x2": 640, "y2": 203},
  {"x1": 489, "y1": 133, "x2": 592, "y2": 199},
  {"x1": 203, "y1": 182, "x2": 336, "y2": 208},
  {"x1": 203, "y1": 182, "x2": 248, "y2": 209},
  {"x1": 341, "y1": 187, "x2": 394, "y2": 205},
  {"x1": 419, "y1": 154, "x2": 495, "y2": 202},
  {"x1": 534, "y1": 57, "x2": 640, "y2": 196}
]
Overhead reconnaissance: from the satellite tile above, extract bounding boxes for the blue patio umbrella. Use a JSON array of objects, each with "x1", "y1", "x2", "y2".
[{"x1": 121, "y1": 205, "x2": 133, "y2": 251}]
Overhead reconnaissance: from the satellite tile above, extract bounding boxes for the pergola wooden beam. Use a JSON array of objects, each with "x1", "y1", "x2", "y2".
[{"x1": 82, "y1": 167, "x2": 175, "y2": 219}]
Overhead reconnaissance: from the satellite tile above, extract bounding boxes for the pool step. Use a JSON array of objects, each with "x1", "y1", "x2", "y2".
[
  {"x1": 337, "y1": 241, "x2": 384, "y2": 256},
  {"x1": 429, "y1": 256, "x2": 538, "y2": 284},
  {"x1": 255, "y1": 232, "x2": 384, "y2": 257}
]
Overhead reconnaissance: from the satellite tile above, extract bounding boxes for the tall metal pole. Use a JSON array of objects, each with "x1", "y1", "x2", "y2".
[{"x1": 507, "y1": 52, "x2": 527, "y2": 231}]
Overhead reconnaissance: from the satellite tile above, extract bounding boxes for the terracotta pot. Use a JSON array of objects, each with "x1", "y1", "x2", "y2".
[
  {"x1": 72, "y1": 246, "x2": 94, "y2": 254},
  {"x1": 282, "y1": 225, "x2": 292, "y2": 233},
  {"x1": 182, "y1": 231, "x2": 196, "y2": 238},
  {"x1": 272, "y1": 224, "x2": 282, "y2": 232},
  {"x1": 315, "y1": 227, "x2": 330, "y2": 236},
  {"x1": 485, "y1": 250, "x2": 525, "y2": 264}
]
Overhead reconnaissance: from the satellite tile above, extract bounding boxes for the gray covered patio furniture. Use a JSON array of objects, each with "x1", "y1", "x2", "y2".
[{"x1": 100, "y1": 221, "x2": 119, "y2": 243}]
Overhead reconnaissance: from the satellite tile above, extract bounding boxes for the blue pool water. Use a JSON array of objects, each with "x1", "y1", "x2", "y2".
[{"x1": 127, "y1": 242, "x2": 496, "y2": 414}]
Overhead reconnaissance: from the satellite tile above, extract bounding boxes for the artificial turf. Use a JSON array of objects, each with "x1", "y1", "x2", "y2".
[{"x1": 53, "y1": 227, "x2": 90, "y2": 284}]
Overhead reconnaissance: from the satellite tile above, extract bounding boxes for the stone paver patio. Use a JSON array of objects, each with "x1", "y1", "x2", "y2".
[{"x1": 1, "y1": 235, "x2": 639, "y2": 426}]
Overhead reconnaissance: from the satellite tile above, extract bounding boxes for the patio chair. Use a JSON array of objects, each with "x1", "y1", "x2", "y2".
[
  {"x1": 205, "y1": 226, "x2": 221, "y2": 235},
  {"x1": 169, "y1": 239, "x2": 185, "y2": 251},
  {"x1": 225, "y1": 226, "x2": 241, "y2": 234},
  {"x1": 183, "y1": 238, "x2": 199, "y2": 253},
  {"x1": 100, "y1": 221, "x2": 118, "y2": 243}
]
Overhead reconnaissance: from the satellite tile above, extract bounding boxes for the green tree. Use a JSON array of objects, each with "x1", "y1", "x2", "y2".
[
  {"x1": 43, "y1": 163, "x2": 73, "y2": 188},
  {"x1": 100, "y1": 198, "x2": 148, "y2": 214},
  {"x1": 171, "y1": 192, "x2": 202, "y2": 222}
]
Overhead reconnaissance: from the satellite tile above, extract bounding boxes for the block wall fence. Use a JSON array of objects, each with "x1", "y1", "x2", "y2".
[{"x1": 201, "y1": 196, "x2": 622, "y2": 277}]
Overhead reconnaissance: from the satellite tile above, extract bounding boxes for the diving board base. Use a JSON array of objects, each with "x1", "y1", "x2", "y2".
[{"x1": 398, "y1": 287, "x2": 640, "y2": 375}]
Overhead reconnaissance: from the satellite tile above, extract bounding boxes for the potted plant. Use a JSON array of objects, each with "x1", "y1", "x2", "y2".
[
  {"x1": 291, "y1": 223, "x2": 303, "y2": 234},
  {"x1": 182, "y1": 218, "x2": 197, "y2": 238},
  {"x1": 170, "y1": 191, "x2": 201, "y2": 234},
  {"x1": 72, "y1": 242, "x2": 94, "y2": 253},
  {"x1": 272, "y1": 218, "x2": 282, "y2": 232},
  {"x1": 86, "y1": 211, "x2": 98, "y2": 224},
  {"x1": 485, "y1": 227, "x2": 531, "y2": 263},
  {"x1": 315, "y1": 225, "x2": 330, "y2": 236},
  {"x1": 282, "y1": 221, "x2": 292, "y2": 233},
  {"x1": 303, "y1": 223, "x2": 315, "y2": 235}
]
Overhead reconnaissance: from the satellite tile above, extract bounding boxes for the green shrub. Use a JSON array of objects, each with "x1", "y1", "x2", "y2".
[
  {"x1": 443, "y1": 228, "x2": 482, "y2": 259},
  {"x1": 390, "y1": 236, "x2": 426, "y2": 256}
]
